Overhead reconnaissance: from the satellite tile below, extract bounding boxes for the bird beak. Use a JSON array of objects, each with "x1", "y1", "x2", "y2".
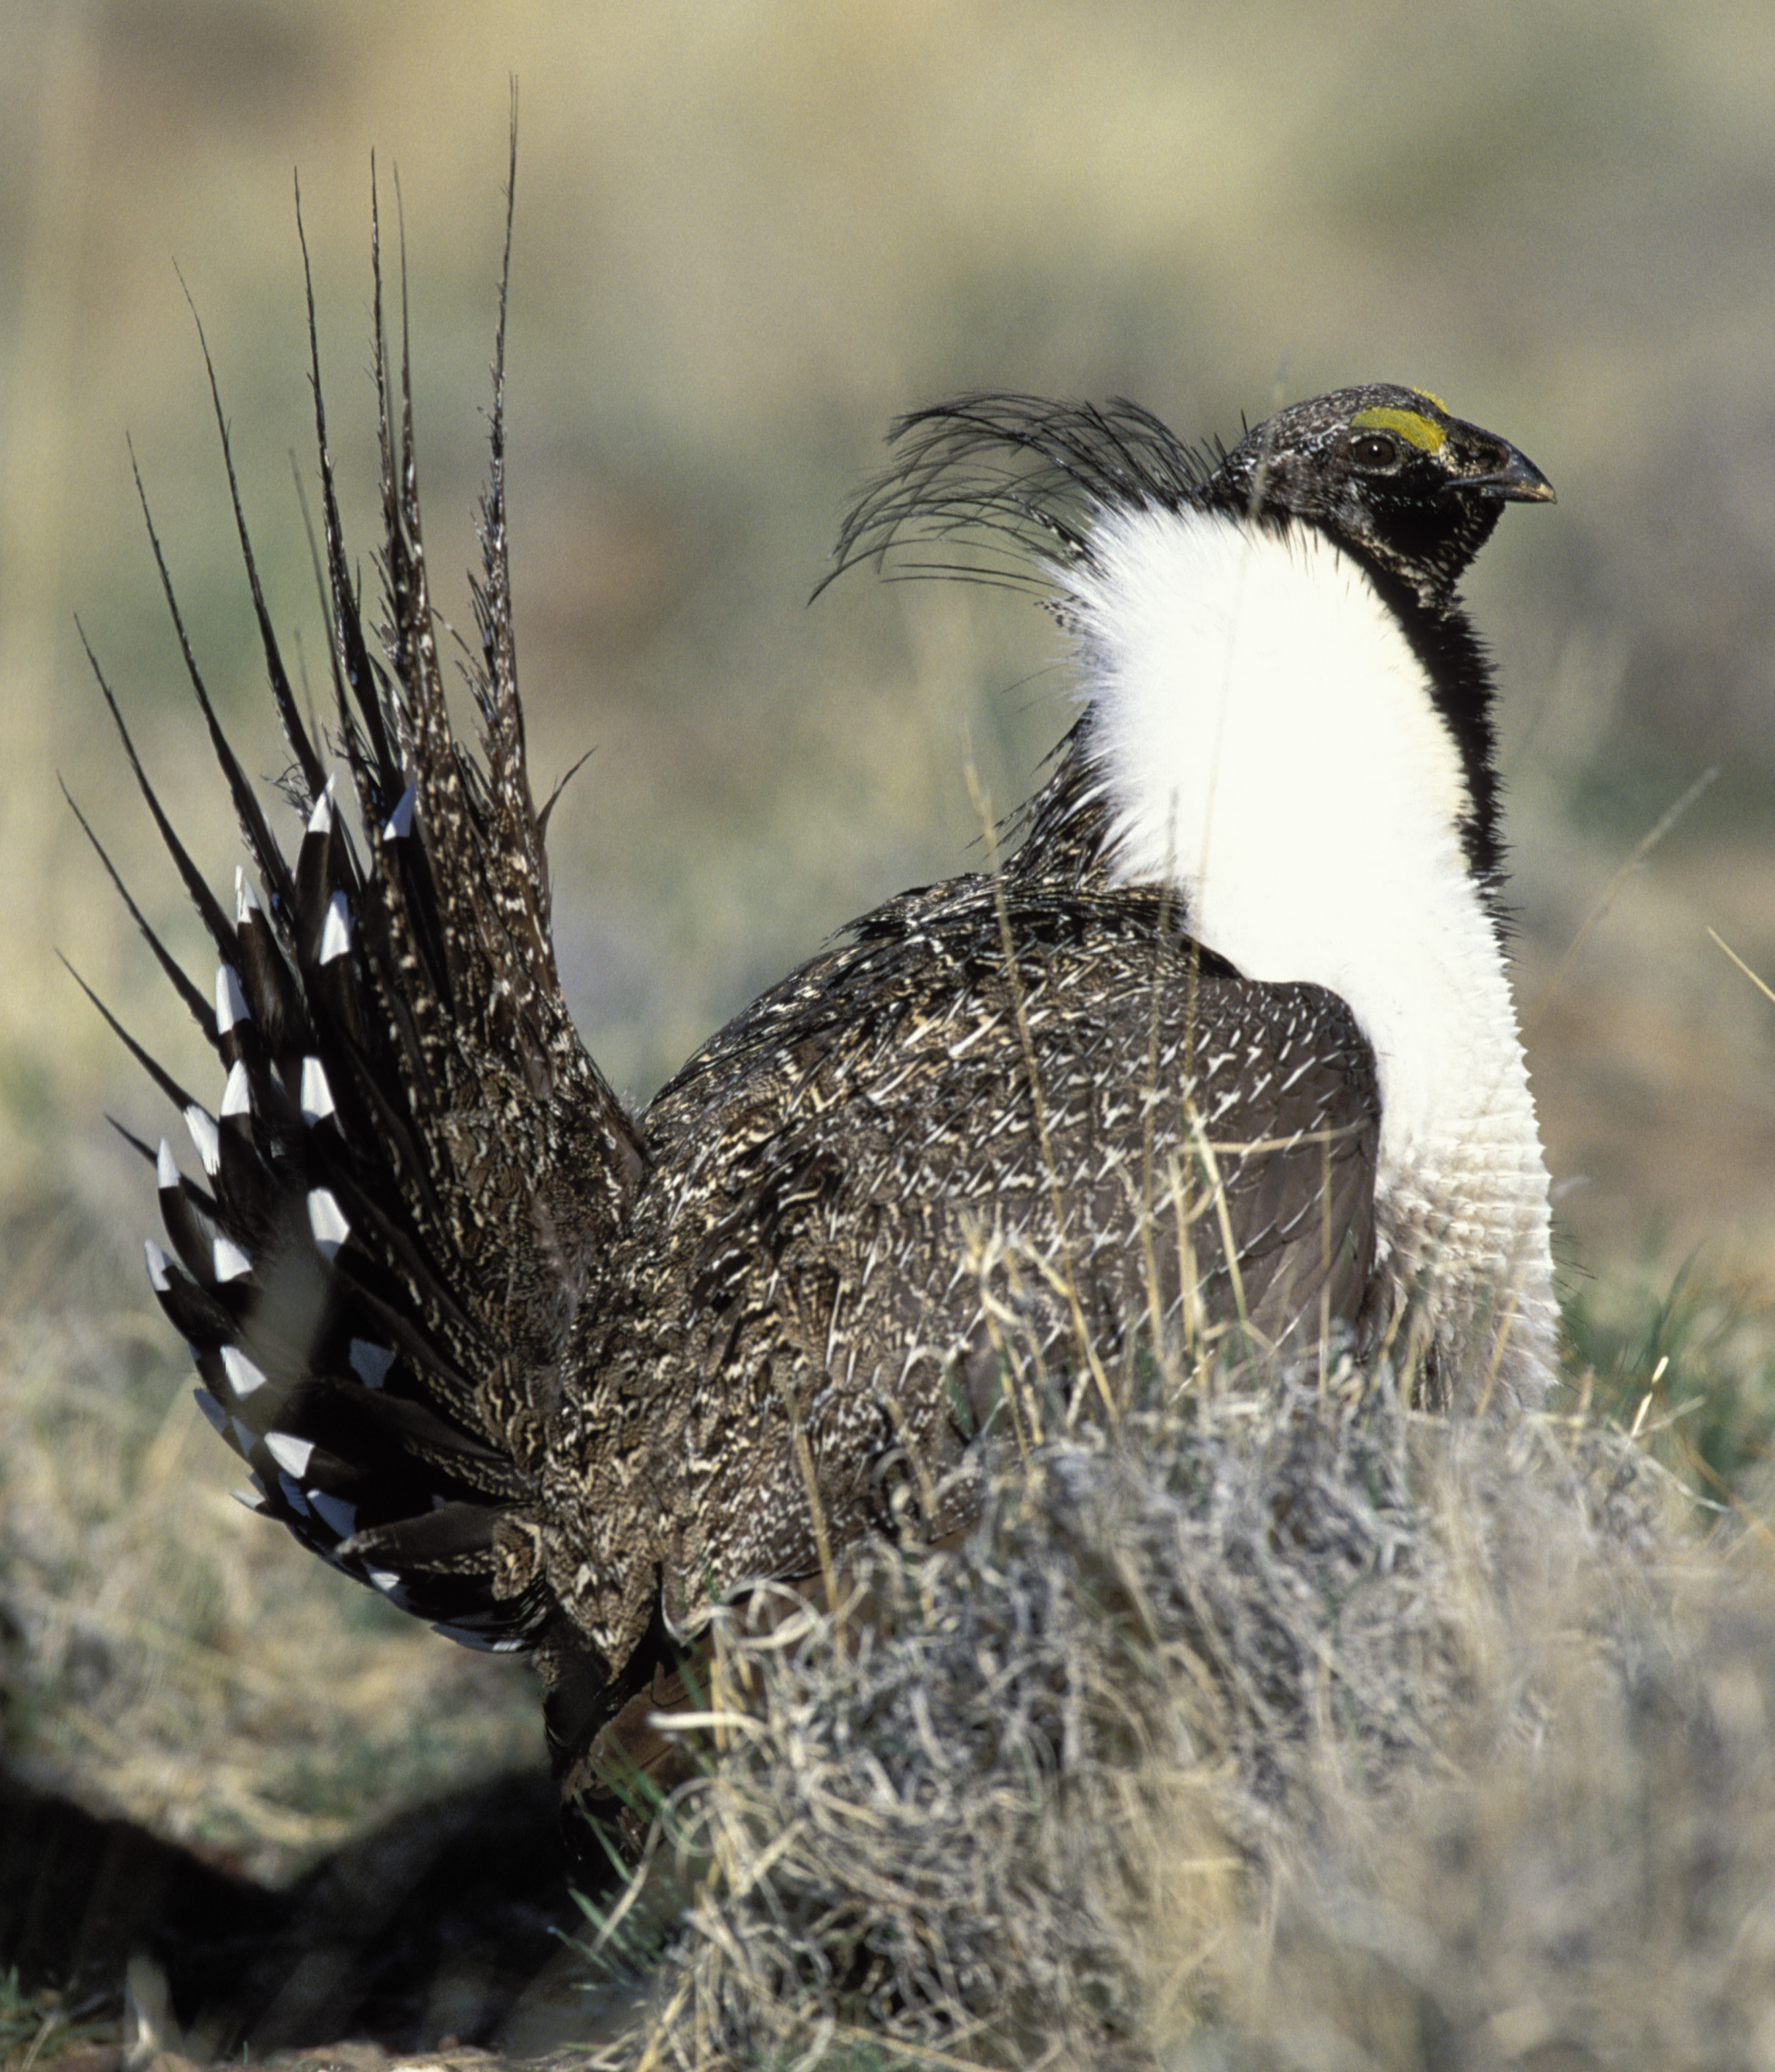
[{"x1": 1455, "y1": 443, "x2": 1557, "y2": 504}]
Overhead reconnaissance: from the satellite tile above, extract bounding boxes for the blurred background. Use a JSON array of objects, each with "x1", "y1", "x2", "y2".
[{"x1": 4, "y1": 0, "x2": 1775, "y2": 1978}]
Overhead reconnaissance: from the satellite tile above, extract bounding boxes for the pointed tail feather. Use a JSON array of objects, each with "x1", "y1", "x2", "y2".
[{"x1": 82, "y1": 162, "x2": 647, "y2": 1663}]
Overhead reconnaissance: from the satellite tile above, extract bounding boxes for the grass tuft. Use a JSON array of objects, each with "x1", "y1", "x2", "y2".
[{"x1": 576, "y1": 1345, "x2": 1775, "y2": 2070}]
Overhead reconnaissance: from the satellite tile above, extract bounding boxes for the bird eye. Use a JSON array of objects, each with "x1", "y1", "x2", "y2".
[{"x1": 1348, "y1": 432, "x2": 1401, "y2": 471}]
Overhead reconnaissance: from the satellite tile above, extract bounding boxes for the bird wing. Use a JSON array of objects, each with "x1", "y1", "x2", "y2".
[{"x1": 548, "y1": 877, "x2": 1380, "y2": 1680}]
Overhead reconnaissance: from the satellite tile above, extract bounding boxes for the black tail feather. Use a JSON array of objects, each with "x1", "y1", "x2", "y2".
[
  {"x1": 177, "y1": 263, "x2": 332, "y2": 812},
  {"x1": 231, "y1": 868, "x2": 308, "y2": 1060},
  {"x1": 77, "y1": 629, "x2": 240, "y2": 973},
  {"x1": 297, "y1": 186, "x2": 402, "y2": 824},
  {"x1": 61, "y1": 780, "x2": 216, "y2": 1041},
  {"x1": 62, "y1": 956, "x2": 204, "y2": 1120},
  {"x1": 87, "y1": 156, "x2": 648, "y2": 1662},
  {"x1": 129, "y1": 447, "x2": 304, "y2": 925}
]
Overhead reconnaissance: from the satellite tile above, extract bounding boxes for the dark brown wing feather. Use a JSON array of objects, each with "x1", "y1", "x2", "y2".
[{"x1": 542, "y1": 877, "x2": 1379, "y2": 1686}]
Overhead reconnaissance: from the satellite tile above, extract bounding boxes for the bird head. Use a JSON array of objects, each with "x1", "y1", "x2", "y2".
[{"x1": 1208, "y1": 385, "x2": 1555, "y2": 606}]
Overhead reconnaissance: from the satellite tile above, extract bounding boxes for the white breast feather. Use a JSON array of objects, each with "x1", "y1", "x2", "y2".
[{"x1": 1058, "y1": 505, "x2": 1555, "y2": 1397}]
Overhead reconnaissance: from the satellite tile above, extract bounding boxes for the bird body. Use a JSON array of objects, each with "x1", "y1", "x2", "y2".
[
  {"x1": 84, "y1": 200, "x2": 1558, "y2": 1822},
  {"x1": 542, "y1": 877, "x2": 1385, "y2": 1686}
]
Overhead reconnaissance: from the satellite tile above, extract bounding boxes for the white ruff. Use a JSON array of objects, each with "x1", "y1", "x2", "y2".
[{"x1": 1060, "y1": 507, "x2": 1555, "y2": 1395}]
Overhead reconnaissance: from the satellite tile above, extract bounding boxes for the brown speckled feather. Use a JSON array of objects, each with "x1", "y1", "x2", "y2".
[{"x1": 538, "y1": 876, "x2": 1378, "y2": 1675}]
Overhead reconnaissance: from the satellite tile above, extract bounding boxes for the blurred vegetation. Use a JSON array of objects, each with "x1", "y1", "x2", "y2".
[
  {"x1": 5, "y1": 0, "x2": 1775, "y2": 2049},
  {"x1": 0, "y1": 1963, "x2": 113, "y2": 2066}
]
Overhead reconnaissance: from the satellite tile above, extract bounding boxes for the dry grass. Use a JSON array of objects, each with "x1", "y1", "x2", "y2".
[{"x1": 586, "y1": 1356, "x2": 1773, "y2": 2071}]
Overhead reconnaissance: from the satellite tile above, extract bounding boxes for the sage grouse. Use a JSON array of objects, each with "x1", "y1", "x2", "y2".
[{"x1": 87, "y1": 214, "x2": 1559, "y2": 1822}]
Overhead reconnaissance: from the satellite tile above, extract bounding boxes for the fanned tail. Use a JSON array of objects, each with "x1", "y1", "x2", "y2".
[{"x1": 77, "y1": 140, "x2": 646, "y2": 1662}]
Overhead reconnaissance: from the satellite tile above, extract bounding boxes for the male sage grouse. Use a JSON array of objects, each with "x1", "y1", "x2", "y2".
[{"x1": 82, "y1": 195, "x2": 1558, "y2": 1834}]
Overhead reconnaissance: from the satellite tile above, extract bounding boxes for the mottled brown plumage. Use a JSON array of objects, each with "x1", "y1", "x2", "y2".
[
  {"x1": 84, "y1": 172, "x2": 1556, "y2": 1847},
  {"x1": 541, "y1": 880, "x2": 1380, "y2": 1683}
]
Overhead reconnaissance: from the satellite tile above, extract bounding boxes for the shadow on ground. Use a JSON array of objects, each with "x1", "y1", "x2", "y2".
[{"x1": 0, "y1": 1763, "x2": 616, "y2": 2061}]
